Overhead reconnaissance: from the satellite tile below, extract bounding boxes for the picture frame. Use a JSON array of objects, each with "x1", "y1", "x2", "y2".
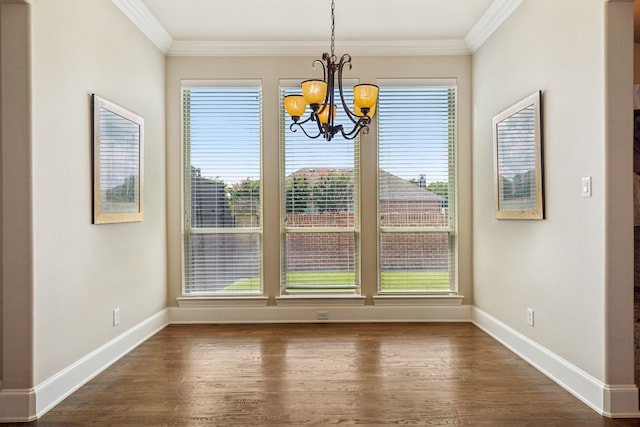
[
  {"x1": 493, "y1": 91, "x2": 544, "y2": 220},
  {"x1": 92, "y1": 94, "x2": 144, "y2": 224}
]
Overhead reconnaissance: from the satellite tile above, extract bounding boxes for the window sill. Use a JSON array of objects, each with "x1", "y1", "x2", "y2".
[
  {"x1": 373, "y1": 294, "x2": 464, "y2": 306},
  {"x1": 176, "y1": 295, "x2": 463, "y2": 308},
  {"x1": 275, "y1": 295, "x2": 366, "y2": 307},
  {"x1": 176, "y1": 296, "x2": 269, "y2": 308}
]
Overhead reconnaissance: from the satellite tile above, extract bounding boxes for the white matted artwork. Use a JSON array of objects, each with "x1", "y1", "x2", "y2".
[
  {"x1": 92, "y1": 94, "x2": 144, "y2": 224},
  {"x1": 493, "y1": 91, "x2": 544, "y2": 220}
]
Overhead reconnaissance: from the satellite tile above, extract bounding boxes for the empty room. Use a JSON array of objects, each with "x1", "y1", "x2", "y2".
[{"x1": 1, "y1": 0, "x2": 639, "y2": 424}]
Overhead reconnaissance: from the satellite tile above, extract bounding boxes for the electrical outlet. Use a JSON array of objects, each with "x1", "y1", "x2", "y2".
[
  {"x1": 581, "y1": 176, "x2": 592, "y2": 198},
  {"x1": 527, "y1": 308, "x2": 534, "y2": 327},
  {"x1": 113, "y1": 308, "x2": 120, "y2": 326},
  {"x1": 316, "y1": 310, "x2": 329, "y2": 321}
]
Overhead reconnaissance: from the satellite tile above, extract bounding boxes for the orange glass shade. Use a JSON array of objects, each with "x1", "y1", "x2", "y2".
[
  {"x1": 301, "y1": 80, "x2": 328, "y2": 105},
  {"x1": 355, "y1": 103, "x2": 376, "y2": 118},
  {"x1": 316, "y1": 104, "x2": 336, "y2": 124},
  {"x1": 284, "y1": 95, "x2": 306, "y2": 118},
  {"x1": 353, "y1": 84, "x2": 379, "y2": 109}
]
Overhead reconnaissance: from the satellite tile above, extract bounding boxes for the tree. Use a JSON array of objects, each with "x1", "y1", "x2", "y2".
[
  {"x1": 228, "y1": 178, "x2": 260, "y2": 217},
  {"x1": 285, "y1": 176, "x2": 312, "y2": 213},
  {"x1": 106, "y1": 175, "x2": 138, "y2": 203},
  {"x1": 426, "y1": 181, "x2": 449, "y2": 207},
  {"x1": 500, "y1": 177, "x2": 514, "y2": 199},
  {"x1": 409, "y1": 174, "x2": 427, "y2": 188},
  {"x1": 313, "y1": 173, "x2": 354, "y2": 213}
]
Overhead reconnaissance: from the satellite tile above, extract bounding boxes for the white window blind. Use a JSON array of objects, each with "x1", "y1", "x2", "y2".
[
  {"x1": 377, "y1": 81, "x2": 457, "y2": 293},
  {"x1": 182, "y1": 81, "x2": 262, "y2": 294},
  {"x1": 280, "y1": 83, "x2": 359, "y2": 294}
]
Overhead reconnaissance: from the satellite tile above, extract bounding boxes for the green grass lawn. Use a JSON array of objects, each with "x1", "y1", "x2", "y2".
[
  {"x1": 223, "y1": 271, "x2": 450, "y2": 293},
  {"x1": 380, "y1": 270, "x2": 450, "y2": 292}
]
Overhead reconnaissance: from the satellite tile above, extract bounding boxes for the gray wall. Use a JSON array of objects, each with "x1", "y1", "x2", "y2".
[
  {"x1": 28, "y1": 0, "x2": 167, "y2": 384},
  {"x1": 472, "y1": 0, "x2": 633, "y2": 387}
]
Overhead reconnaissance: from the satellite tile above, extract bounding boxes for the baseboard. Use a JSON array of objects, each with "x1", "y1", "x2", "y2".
[
  {"x1": 472, "y1": 307, "x2": 639, "y2": 418},
  {"x1": 4, "y1": 306, "x2": 636, "y2": 421},
  {"x1": 603, "y1": 384, "x2": 640, "y2": 418},
  {"x1": 169, "y1": 304, "x2": 473, "y2": 324},
  {"x1": 0, "y1": 388, "x2": 36, "y2": 422},
  {"x1": 0, "y1": 308, "x2": 170, "y2": 422}
]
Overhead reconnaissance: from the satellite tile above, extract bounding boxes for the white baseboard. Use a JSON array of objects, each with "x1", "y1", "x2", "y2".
[
  {"x1": 4, "y1": 306, "x2": 638, "y2": 421},
  {"x1": 0, "y1": 308, "x2": 169, "y2": 422},
  {"x1": 472, "y1": 307, "x2": 639, "y2": 418},
  {"x1": 168, "y1": 304, "x2": 473, "y2": 324}
]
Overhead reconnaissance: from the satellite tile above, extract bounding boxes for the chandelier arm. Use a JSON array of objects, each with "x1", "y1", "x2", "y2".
[
  {"x1": 289, "y1": 121, "x2": 323, "y2": 139},
  {"x1": 292, "y1": 113, "x2": 317, "y2": 127},
  {"x1": 339, "y1": 120, "x2": 369, "y2": 140},
  {"x1": 337, "y1": 54, "x2": 359, "y2": 125},
  {"x1": 312, "y1": 57, "x2": 329, "y2": 82}
]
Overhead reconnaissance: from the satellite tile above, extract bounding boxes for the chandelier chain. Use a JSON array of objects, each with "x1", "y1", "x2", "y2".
[{"x1": 330, "y1": 0, "x2": 336, "y2": 60}]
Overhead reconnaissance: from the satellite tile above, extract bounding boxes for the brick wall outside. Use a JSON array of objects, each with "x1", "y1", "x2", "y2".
[{"x1": 285, "y1": 205, "x2": 450, "y2": 271}]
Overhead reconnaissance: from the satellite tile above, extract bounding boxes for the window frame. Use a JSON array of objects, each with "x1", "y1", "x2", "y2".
[
  {"x1": 181, "y1": 79, "x2": 264, "y2": 296},
  {"x1": 376, "y1": 78, "x2": 458, "y2": 295},
  {"x1": 279, "y1": 80, "x2": 361, "y2": 296}
]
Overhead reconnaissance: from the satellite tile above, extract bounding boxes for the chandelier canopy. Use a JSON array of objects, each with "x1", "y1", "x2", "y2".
[{"x1": 284, "y1": 0, "x2": 379, "y2": 141}]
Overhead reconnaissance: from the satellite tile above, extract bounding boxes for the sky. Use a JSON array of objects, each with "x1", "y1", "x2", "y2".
[{"x1": 187, "y1": 85, "x2": 453, "y2": 186}]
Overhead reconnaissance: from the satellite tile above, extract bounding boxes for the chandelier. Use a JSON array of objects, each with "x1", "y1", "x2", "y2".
[{"x1": 283, "y1": 0, "x2": 379, "y2": 141}]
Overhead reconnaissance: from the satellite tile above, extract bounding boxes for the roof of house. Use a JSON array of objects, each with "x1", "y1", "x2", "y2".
[
  {"x1": 288, "y1": 167, "x2": 443, "y2": 203},
  {"x1": 378, "y1": 170, "x2": 443, "y2": 202}
]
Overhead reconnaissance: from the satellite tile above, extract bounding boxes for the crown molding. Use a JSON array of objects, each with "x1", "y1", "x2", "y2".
[
  {"x1": 112, "y1": 0, "x2": 173, "y2": 53},
  {"x1": 168, "y1": 39, "x2": 470, "y2": 57},
  {"x1": 465, "y1": 0, "x2": 524, "y2": 52},
  {"x1": 114, "y1": 0, "x2": 523, "y2": 57}
]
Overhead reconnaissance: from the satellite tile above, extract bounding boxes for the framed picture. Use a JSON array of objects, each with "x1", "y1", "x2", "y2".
[
  {"x1": 493, "y1": 91, "x2": 544, "y2": 220},
  {"x1": 92, "y1": 94, "x2": 144, "y2": 224}
]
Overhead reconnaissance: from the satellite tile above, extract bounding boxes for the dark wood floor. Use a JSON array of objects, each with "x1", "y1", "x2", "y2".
[{"x1": 17, "y1": 323, "x2": 640, "y2": 426}]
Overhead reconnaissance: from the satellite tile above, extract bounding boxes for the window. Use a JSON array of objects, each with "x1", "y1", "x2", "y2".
[
  {"x1": 280, "y1": 82, "x2": 359, "y2": 294},
  {"x1": 182, "y1": 80, "x2": 262, "y2": 295},
  {"x1": 377, "y1": 80, "x2": 457, "y2": 293}
]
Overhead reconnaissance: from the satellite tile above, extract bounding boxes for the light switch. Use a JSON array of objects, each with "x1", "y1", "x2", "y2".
[{"x1": 581, "y1": 176, "x2": 592, "y2": 198}]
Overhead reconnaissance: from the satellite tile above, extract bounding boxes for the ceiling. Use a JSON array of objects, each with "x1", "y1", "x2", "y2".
[
  {"x1": 114, "y1": 0, "x2": 524, "y2": 56},
  {"x1": 143, "y1": 0, "x2": 494, "y2": 43}
]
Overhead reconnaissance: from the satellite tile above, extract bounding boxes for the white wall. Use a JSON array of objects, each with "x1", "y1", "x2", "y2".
[
  {"x1": 472, "y1": 0, "x2": 633, "y2": 397},
  {"x1": 30, "y1": 0, "x2": 167, "y2": 383},
  {"x1": 2, "y1": 0, "x2": 637, "y2": 420},
  {"x1": 165, "y1": 55, "x2": 473, "y2": 310}
]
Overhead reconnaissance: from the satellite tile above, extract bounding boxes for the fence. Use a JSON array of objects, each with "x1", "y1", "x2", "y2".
[{"x1": 285, "y1": 210, "x2": 449, "y2": 271}]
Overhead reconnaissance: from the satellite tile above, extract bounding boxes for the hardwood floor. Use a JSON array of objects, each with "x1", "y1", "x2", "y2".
[{"x1": 19, "y1": 323, "x2": 640, "y2": 426}]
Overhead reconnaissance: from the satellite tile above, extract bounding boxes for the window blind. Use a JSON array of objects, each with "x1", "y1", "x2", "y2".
[
  {"x1": 280, "y1": 83, "x2": 359, "y2": 294},
  {"x1": 377, "y1": 82, "x2": 457, "y2": 293},
  {"x1": 182, "y1": 82, "x2": 262, "y2": 294}
]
